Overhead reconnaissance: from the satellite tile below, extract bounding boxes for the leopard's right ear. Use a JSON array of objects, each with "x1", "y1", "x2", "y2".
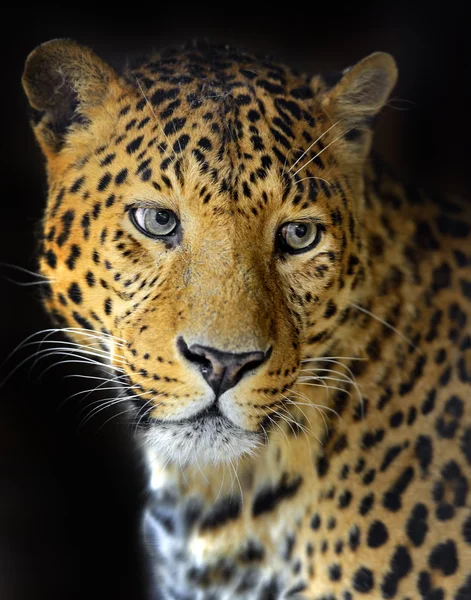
[
  {"x1": 22, "y1": 39, "x2": 121, "y2": 159},
  {"x1": 315, "y1": 52, "x2": 398, "y2": 165}
]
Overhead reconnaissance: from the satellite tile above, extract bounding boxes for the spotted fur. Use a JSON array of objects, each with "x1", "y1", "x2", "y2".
[{"x1": 23, "y1": 39, "x2": 471, "y2": 599}]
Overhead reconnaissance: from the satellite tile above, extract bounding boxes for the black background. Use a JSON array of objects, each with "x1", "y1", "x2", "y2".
[{"x1": 1, "y1": 2, "x2": 470, "y2": 599}]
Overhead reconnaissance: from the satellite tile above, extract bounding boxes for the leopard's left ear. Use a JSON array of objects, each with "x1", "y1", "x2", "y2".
[{"x1": 318, "y1": 52, "x2": 398, "y2": 161}]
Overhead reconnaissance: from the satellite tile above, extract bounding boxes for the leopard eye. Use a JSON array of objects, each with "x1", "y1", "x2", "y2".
[
  {"x1": 130, "y1": 207, "x2": 179, "y2": 238},
  {"x1": 278, "y1": 221, "x2": 321, "y2": 254}
]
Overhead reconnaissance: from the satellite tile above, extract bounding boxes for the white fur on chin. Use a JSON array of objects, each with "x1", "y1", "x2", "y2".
[{"x1": 142, "y1": 415, "x2": 262, "y2": 466}]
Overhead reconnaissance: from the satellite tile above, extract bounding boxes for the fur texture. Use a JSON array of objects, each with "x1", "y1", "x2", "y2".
[{"x1": 22, "y1": 39, "x2": 471, "y2": 599}]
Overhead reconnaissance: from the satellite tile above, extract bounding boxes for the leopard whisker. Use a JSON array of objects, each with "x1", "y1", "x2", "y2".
[
  {"x1": 79, "y1": 392, "x2": 144, "y2": 429},
  {"x1": 293, "y1": 127, "x2": 354, "y2": 177},
  {"x1": 95, "y1": 407, "x2": 135, "y2": 435},
  {"x1": 300, "y1": 358, "x2": 364, "y2": 403},
  {"x1": 300, "y1": 356, "x2": 367, "y2": 363},
  {"x1": 0, "y1": 346, "x2": 120, "y2": 388},
  {"x1": 275, "y1": 402, "x2": 316, "y2": 449},
  {"x1": 79, "y1": 391, "x2": 136, "y2": 414},
  {"x1": 287, "y1": 120, "x2": 341, "y2": 173},
  {"x1": 26, "y1": 340, "x2": 119, "y2": 378},
  {"x1": 71, "y1": 383, "x2": 137, "y2": 405},
  {"x1": 0, "y1": 262, "x2": 51, "y2": 279},
  {"x1": 281, "y1": 148, "x2": 294, "y2": 177},
  {"x1": 289, "y1": 385, "x2": 342, "y2": 418},
  {"x1": 271, "y1": 408, "x2": 299, "y2": 438},
  {"x1": 36, "y1": 356, "x2": 125, "y2": 380},
  {"x1": 4, "y1": 278, "x2": 56, "y2": 287},
  {"x1": 1, "y1": 327, "x2": 71, "y2": 369},
  {"x1": 284, "y1": 395, "x2": 342, "y2": 421},
  {"x1": 299, "y1": 367, "x2": 364, "y2": 414},
  {"x1": 57, "y1": 326, "x2": 127, "y2": 346},
  {"x1": 350, "y1": 302, "x2": 420, "y2": 353},
  {"x1": 296, "y1": 375, "x2": 353, "y2": 385},
  {"x1": 18, "y1": 328, "x2": 125, "y2": 374},
  {"x1": 178, "y1": 453, "x2": 189, "y2": 486},
  {"x1": 298, "y1": 370, "x2": 354, "y2": 383},
  {"x1": 292, "y1": 175, "x2": 334, "y2": 189},
  {"x1": 295, "y1": 373, "x2": 331, "y2": 405},
  {"x1": 77, "y1": 396, "x2": 133, "y2": 429},
  {"x1": 21, "y1": 339, "x2": 122, "y2": 360},
  {"x1": 193, "y1": 451, "x2": 210, "y2": 487},
  {"x1": 261, "y1": 410, "x2": 292, "y2": 450},
  {"x1": 228, "y1": 457, "x2": 244, "y2": 505},
  {"x1": 294, "y1": 381, "x2": 351, "y2": 398},
  {"x1": 299, "y1": 367, "x2": 354, "y2": 385},
  {"x1": 313, "y1": 358, "x2": 363, "y2": 390},
  {"x1": 33, "y1": 349, "x2": 127, "y2": 380},
  {"x1": 133, "y1": 399, "x2": 164, "y2": 436},
  {"x1": 135, "y1": 77, "x2": 174, "y2": 161},
  {"x1": 64, "y1": 373, "x2": 129, "y2": 383},
  {"x1": 78, "y1": 386, "x2": 140, "y2": 413},
  {"x1": 285, "y1": 392, "x2": 331, "y2": 437},
  {"x1": 280, "y1": 395, "x2": 323, "y2": 445}
]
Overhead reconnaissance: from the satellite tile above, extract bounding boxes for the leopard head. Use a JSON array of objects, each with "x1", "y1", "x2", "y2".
[{"x1": 22, "y1": 39, "x2": 397, "y2": 465}]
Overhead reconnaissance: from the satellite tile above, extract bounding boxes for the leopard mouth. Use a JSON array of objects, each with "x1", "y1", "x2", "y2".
[
  {"x1": 140, "y1": 403, "x2": 263, "y2": 466},
  {"x1": 120, "y1": 375, "x2": 264, "y2": 464},
  {"x1": 149, "y1": 402, "x2": 249, "y2": 436},
  {"x1": 154, "y1": 402, "x2": 227, "y2": 425},
  {"x1": 128, "y1": 389, "x2": 236, "y2": 429}
]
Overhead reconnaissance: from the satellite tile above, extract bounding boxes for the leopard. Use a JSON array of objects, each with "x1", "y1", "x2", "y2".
[{"x1": 21, "y1": 38, "x2": 471, "y2": 599}]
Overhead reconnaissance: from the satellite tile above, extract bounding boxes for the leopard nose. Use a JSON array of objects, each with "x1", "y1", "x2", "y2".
[{"x1": 177, "y1": 337, "x2": 271, "y2": 396}]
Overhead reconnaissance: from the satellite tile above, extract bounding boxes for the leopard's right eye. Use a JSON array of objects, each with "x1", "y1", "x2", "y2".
[
  {"x1": 277, "y1": 221, "x2": 323, "y2": 254},
  {"x1": 130, "y1": 207, "x2": 179, "y2": 238}
]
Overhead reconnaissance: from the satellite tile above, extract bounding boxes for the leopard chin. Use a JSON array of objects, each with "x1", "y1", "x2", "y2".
[{"x1": 141, "y1": 412, "x2": 263, "y2": 466}]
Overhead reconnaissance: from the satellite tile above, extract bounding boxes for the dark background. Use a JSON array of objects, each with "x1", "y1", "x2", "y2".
[{"x1": 1, "y1": 2, "x2": 470, "y2": 599}]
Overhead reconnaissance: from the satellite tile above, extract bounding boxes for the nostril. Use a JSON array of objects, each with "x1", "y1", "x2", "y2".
[
  {"x1": 232, "y1": 349, "x2": 270, "y2": 387},
  {"x1": 176, "y1": 336, "x2": 213, "y2": 373}
]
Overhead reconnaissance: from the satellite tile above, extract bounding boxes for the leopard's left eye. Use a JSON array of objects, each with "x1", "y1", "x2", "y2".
[
  {"x1": 278, "y1": 221, "x2": 322, "y2": 254},
  {"x1": 130, "y1": 207, "x2": 179, "y2": 238}
]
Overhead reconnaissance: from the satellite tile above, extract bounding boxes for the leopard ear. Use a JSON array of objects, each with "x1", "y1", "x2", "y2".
[
  {"x1": 318, "y1": 52, "x2": 398, "y2": 162},
  {"x1": 22, "y1": 39, "x2": 120, "y2": 157}
]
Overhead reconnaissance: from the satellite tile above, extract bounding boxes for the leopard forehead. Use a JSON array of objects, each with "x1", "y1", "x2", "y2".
[{"x1": 52, "y1": 44, "x2": 348, "y2": 210}]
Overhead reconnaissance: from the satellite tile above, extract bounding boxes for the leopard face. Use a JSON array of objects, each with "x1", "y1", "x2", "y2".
[{"x1": 22, "y1": 40, "x2": 397, "y2": 465}]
